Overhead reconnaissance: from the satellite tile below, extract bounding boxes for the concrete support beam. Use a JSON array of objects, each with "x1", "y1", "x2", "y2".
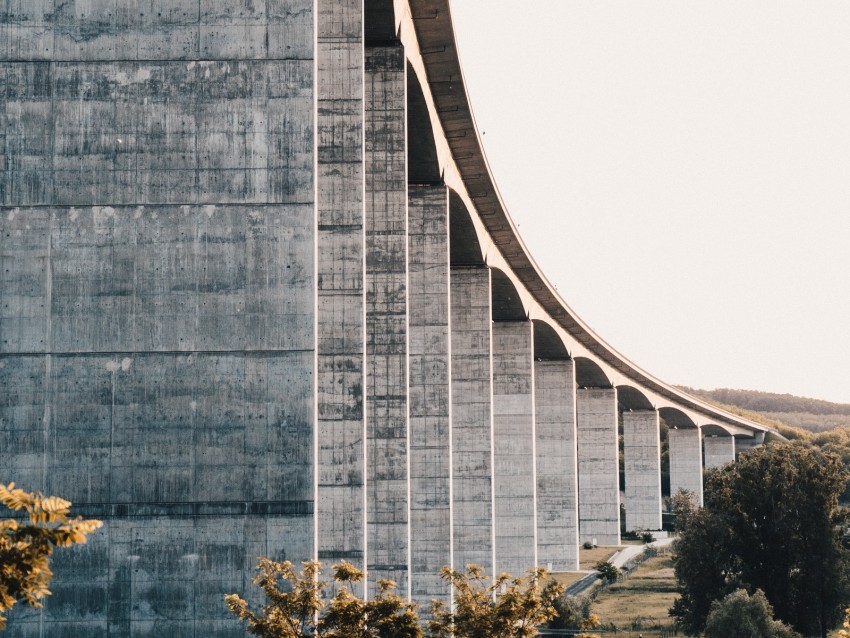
[
  {"x1": 450, "y1": 267, "x2": 495, "y2": 575},
  {"x1": 704, "y1": 435, "x2": 736, "y2": 469},
  {"x1": 577, "y1": 388, "x2": 620, "y2": 546},
  {"x1": 493, "y1": 321, "x2": 536, "y2": 576},
  {"x1": 623, "y1": 410, "x2": 662, "y2": 531},
  {"x1": 735, "y1": 431, "x2": 766, "y2": 458},
  {"x1": 317, "y1": 0, "x2": 366, "y2": 590},
  {"x1": 669, "y1": 427, "x2": 704, "y2": 505},
  {"x1": 408, "y1": 185, "x2": 452, "y2": 607},
  {"x1": 534, "y1": 359, "x2": 579, "y2": 571},
  {"x1": 365, "y1": 45, "x2": 409, "y2": 594}
]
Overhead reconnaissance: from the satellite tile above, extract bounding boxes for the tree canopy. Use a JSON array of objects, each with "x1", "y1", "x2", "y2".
[
  {"x1": 703, "y1": 589, "x2": 799, "y2": 638},
  {"x1": 0, "y1": 483, "x2": 102, "y2": 630},
  {"x1": 670, "y1": 443, "x2": 850, "y2": 637}
]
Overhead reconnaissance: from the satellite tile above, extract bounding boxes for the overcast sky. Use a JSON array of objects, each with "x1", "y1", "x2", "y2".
[{"x1": 448, "y1": 1, "x2": 850, "y2": 404}]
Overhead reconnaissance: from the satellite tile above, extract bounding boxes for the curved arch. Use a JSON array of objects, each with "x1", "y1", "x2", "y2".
[
  {"x1": 702, "y1": 423, "x2": 736, "y2": 437},
  {"x1": 450, "y1": 189, "x2": 485, "y2": 266},
  {"x1": 407, "y1": 62, "x2": 441, "y2": 184},
  {"x1": 491, "y1": 268, "x2": 527, "y2": 322},
  {"x1": 659, "y1": 407, "x2": 698, "y2": 430},
  {"x1": 617, "y1": 385, "x2": 654, "y2": 412},
  {"x1": 533, "y1": 320, "x2": 569, "y2": 360},
  {"x1": 575, "y1": 357, "x2": 611, "y2": 388}
]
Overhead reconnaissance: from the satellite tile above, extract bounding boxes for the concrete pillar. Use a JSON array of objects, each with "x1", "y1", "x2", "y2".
[
  {"x1": 704, "y1": 435, "x2": 736, "y2": 469},
  {"x1": 534, "y1": 359, "x2": 579, "y2": 571},
  {"x1": 577, "y1": 388, "x2": 620, "y2": 546},
  {"x1": 492, "y1": 321, "x2": 536, "y2": 577},
  {"x1": 735, "y1": 431, "x2": 766, "y2": 458},
  {"x1": 450, "y1": 267, "x2": 495, "y2": 576},
  {"x1": 365, "y1": 45, "x2": 409, "y2": 594},
  {"x1": 408, "y1": 185, "x2": 452, "y2": 607},
  {"x1": 317, "y1": 0, "x2": 366, "y2": 590},
  {"x1": 623, "y1": 410, "x2": 662, "y2": 531},
  {"x1": 669, "y1": 427, "x2": 704, "y2": 505}
]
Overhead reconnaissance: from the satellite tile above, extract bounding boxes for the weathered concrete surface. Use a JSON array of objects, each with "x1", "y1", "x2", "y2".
[
  {"x1": 2, "y1": 2, "x2": 316, "y2": 636},
  {"x1": 492, "y1": 321, "x2": 536, "y2": 577},
  {"x1": 704, "y1": 435, "x2": 735, "y2": 469},
  {"x1": 365, "y1": 44, "x2": 409, "y2": 596},
  {"x1": 408, "y1": 185, "x2": 452, "y2": 607},
  {"x1": 669, "y1": 427, "x2": 704, "y2": 505},
  {"x1": 450, "y1": 266, "x2": 495, "y2": 575},
  {"x1": 623, "y1": 410, "x2": 662, "y2": 531},
  {"x1": 735, "y1": 431, "x2": 766, "y2": 458},
  {"x1": 576, "y1": 388, "x2": 620, "y2": 546},
  {"x1": 534, "y1": 359, "x2": 579, "y2": 572},
  {"x1": 316, "y1": 0, "x2": 366, "y2": 594}
]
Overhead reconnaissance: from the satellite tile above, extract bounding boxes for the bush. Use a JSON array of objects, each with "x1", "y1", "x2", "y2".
[
  {"x1": 582, "y1": 541, "x2": 594, "y2": 549},
  {"x1": 594, "y1": 560, "x2": 620, "y2": 583},
  {"x1": 704, "y1": 589, "x2": 800, "y2": 638},
  {"x1": 640, "y1": 530, "x2": 655, "y2": 543}
]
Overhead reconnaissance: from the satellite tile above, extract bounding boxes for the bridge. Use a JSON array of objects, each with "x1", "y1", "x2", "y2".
[{"x1": 0, "y1": 0, "x2": 777, "y2": 634}]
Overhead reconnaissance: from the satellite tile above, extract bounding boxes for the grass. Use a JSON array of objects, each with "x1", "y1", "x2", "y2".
[
  {"x1": 591, "y1": 554, "x2": 679, "y2": 632},
  {"x1": 578, "y1": 546, "x2": 620, "y2": 570},
  {"x1": 548, "y1": 571, "x2": 589, "y2": 588}
]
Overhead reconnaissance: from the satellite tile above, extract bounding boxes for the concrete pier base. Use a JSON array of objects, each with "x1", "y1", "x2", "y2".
[
  {"x1": 669, "y1": 427, "x2": 704, "y2": 505},
  {"x1": 534, "y1": 359, "x2": 579, "y2": 571},
  {"x1": 623, "y1": 410, "x2": 662, "y2": 531},
  {"x1": 577, "y1": 388, "x2": 620, "y2": 546},
  {"x1": 493, "y1": 321, "x2": 536, "y2": 576},
  {"x1": 704, "y1": 435, "x2": 736, "y2": 469}
]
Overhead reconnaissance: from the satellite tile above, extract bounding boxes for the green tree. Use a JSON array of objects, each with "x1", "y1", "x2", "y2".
[
  {"x1": 225, "y1": 558, "x2": 421, "y2": 638},
  {"x1": 594, "y1": 560, "x2": 619, "y2": 583},
  {"x1": 0, "y1": 483, "x2": 102, "y2": 630},
  {"x1": 670, "y1": 443, "x2": 850, "y2": 637},
  {"x1": 427, "y1": 564, "x2": 564, "y2": 638},
  {"x1": 703, "y1": 589, "x2": 799, "y2": 638}
]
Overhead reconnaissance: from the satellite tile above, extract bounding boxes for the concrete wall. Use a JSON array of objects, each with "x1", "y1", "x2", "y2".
[
  {"x1": 669, "y1": 427, "x2": 704, "y2": 505},
  {"x1": 316, "y1": 0, "x2": 366, "y2": 593},
  {"x1": 534, "y1": 359, "x2": 579, "y2": 571},
  {"x1": 704, "y1": 435, "x2": 735, "y2": 469},
  {"x1": 450, "y1": 267, "x2": 495, "y2": 575},
  {"x1": 492, "y1": 321, "x2": 536, "y2": 577},
  {"x1": 576, "y1": 388, "x2": 620, "y2": 546},
  {"x1": 2, "y1": 1, "x2": 316, "y2": 635},
  {"x1": 408, "y1": 185, "x2": 452, "y2": 606},
  {"x1": 365, "y1": 45, "x2": 409, "y2": 594},
  {"x1": 623, "y1": 410, "x2": 662, "y2": 531}
]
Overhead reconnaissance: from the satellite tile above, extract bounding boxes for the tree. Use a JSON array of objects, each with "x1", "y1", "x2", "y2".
[
  {"x1": 703, "y1": 589, "x2": 799, "y2": 638},
  {"x1": 225, "y1": 558, "x2": 421, "y2": 638},
  {"x1": 0, "y1": 483, "x2": 102, "y2": 630},
  {"x1": 427, "y1": 564, "x2": 564, "y2": 638},
  {"x1": 670, "y1": 443, "x2": 850, "y2": 637},
  {"x1": 594, "y1": 560, "x2": 619, "y2": 583}
]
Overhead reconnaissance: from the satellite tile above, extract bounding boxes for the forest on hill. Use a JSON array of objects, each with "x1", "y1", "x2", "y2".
[{"x1": 678, "y1": 386, "x2": 850, "y2": 432}]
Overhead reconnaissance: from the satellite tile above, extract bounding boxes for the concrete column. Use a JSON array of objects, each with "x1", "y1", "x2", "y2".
[
  {"x1": 669, "y1": 427, "x2": 704, "y2": 505},
  {"x1": 623, "y1": 410, "x2": 662, "y2": 531},
  {"x1": 577, "y1": 388, "x2": 620, "y2": 546},
  {"x1": 408, "y1": 185, "x2": 452, "y2": 607},
  {"x1": 317, "y1": 0, "x2": 366, "y2": 590},
  {"x1": 534, "y1": 359, "x2": 579, "y2": 571},
  {"x1": 704, "y1": 435, "x2": 735, "y2": 469},
  {"x1": 492, "y1": 321, "x2": 536, "y2": 576},
  {"x1": 735, "y1": 431, "x2": 765, "y2": 458},
  {"x1": 365, "y1": 45, "x2": 408, "y2": 594},
  {"x1": 450, "y1": 267, "x2": 495, "y2": 576}
]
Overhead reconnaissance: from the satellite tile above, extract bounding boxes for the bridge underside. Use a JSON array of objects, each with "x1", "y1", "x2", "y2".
[{"x1": 0, "y1": 0, "x2": 773, "y2": 635}]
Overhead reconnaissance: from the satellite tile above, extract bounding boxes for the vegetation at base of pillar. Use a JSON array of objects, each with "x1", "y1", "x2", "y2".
[
  {"x1": 229, "y1": 560, "x2": 567, "y2": 638},
  {"x1": 225, "y1": 559, "x2": 421, "y2": 638},
  {"x1": 669, "y1": 442, "x2": 850, "y2": 637},
  {"x1": 703, "y1": 589, "x2": 799, "y2": 638},
  {"x1": 0, "y1": 483, "x2": 103, "y2": 630},
  {"x1": 427, "y1": 564, "x2": 565, "y2": 638}
]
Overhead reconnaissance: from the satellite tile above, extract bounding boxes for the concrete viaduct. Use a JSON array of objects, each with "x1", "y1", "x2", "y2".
[{"x1": 0, "y1": 0, "x2": 777, "y2": 634}]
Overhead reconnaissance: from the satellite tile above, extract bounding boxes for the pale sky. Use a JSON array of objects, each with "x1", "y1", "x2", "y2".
[{"x1": 448, "y1": 1, "x2": 850, "y2": 404}]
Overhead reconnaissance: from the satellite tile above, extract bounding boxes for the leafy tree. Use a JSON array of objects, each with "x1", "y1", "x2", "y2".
[
  {"x1": 225, "y1": 558, "x2": 421, "y2": 638},
  {"x1": 670, "y1": 443, "x2": 850, "y2": 637},
  {"x1": 594, "y1": 560, "x2": 619, "y2": 583},
  {"x1": 703, "y1": 589, "x2": 799, "y2": 638},
  {"x1": 0, "y1": 483, "x2": 102, "y2": 630},
  {"x1": 427, "y1": 564, "x2": 564, "y2": 638}
]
